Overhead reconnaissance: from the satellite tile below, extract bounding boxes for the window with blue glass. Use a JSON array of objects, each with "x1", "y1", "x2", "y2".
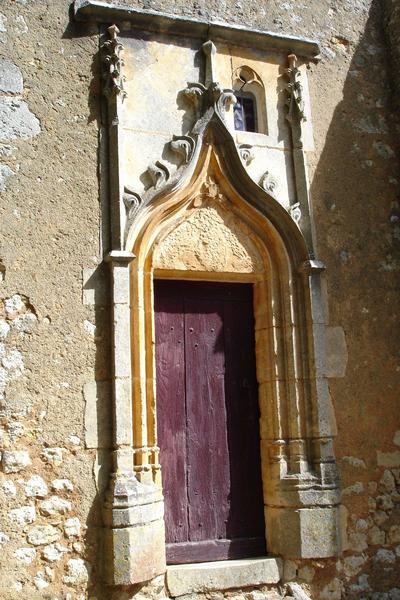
[{"x1": 233, "y1": 91, "x2": 257, "y2": 132}]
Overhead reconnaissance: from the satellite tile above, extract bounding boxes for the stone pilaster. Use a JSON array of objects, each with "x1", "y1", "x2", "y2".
[{"x1": 103, "y1": 250, "x2": 166, "y2": 585}]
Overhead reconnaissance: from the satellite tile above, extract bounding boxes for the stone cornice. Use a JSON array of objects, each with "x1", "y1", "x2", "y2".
[{"x1": 73, "y1": 0, "x2": 320, "y2": 59}]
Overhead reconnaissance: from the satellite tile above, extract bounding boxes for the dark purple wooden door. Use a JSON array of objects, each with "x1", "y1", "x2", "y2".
[{"x1": 155, "y1": 280, "x2": 266, "y2": 564}]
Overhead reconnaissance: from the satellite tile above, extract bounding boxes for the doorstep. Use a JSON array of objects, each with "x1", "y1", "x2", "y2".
[{"x1": 166, "y1": 557, "x2": 283, "y2": 597}]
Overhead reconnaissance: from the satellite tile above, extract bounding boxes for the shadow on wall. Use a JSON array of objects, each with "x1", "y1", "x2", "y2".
[
  {"x1": 81, "y1": 263, "x2": 113, "y2": 598},
  {"x1": 309, "y1": 0, "x2": 400, "y2": 593}
]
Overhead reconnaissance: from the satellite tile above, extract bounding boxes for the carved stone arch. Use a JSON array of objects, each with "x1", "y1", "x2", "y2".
[
  {"x1": 124, "y1": 121, "x2": 341, "y2": 567},
  {"x1": 232, "y1": 65, "x2": 268, "y2": 134}
]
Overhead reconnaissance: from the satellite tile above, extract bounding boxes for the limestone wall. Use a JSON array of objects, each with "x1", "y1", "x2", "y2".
[{"x1": 0, "y1": 1, "x2": 399, "y2": 599}]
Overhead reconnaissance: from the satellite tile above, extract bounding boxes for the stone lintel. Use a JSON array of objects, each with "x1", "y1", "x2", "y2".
[
  {"x1": 166, "y1": 557, "x2": 282, "y2": 597},
  {"x1": 73, "y1": 1, "x2": 320, "y2": 59}
]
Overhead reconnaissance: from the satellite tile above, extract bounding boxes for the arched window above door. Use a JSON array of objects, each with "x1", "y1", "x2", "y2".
[{"x1": 232, "y1": 66, "x2": 268, "y2": 135}]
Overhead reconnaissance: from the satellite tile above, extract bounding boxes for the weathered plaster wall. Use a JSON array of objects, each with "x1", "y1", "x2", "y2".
[
  {"x1": 0, "y1": 1, "x2": 399, "y2": 599},
  {"x1": 0, "y1": 1, "x2": 107, "y2": 598}
]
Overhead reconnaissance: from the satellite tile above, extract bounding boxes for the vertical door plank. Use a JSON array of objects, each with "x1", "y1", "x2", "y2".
[
  {"x1": 223, "y1": 296, "x2": 265, "y2": 540},
  {"x1": 184, "y1": 298, "x2": 231, "y2": 543},
  {"x1": 154, "y1": 281, "x2": 188, "y2": 544}
]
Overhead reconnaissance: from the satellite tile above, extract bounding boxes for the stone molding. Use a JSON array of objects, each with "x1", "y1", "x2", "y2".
[
  {"x1": 74, "y1": 0, "x2": 320, "y2": 59},
  {"x1": 101, "y1": 26, "x2": 127, "y2": 251}
]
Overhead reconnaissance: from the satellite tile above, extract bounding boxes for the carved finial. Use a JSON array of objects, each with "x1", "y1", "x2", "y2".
[
  {"x1": 108, "y1": 24, "x2": 119, "y2": 40},
  {"x1": 285, "y1": 53, "x2": 306, "y2": 124},
  {"x1": 202, "y1": 40, "x2": 217, "y2": 87},
  {"x1": 101, "y1": 24, "x2": 127, "y2": 99},
  {"x1": 201, "y1": 176, "x2": 219, "y2": 199}
]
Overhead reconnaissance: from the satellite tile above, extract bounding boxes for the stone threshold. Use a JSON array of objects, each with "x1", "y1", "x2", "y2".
[
  {"x1": 166, "y1": 557, "x2": 283, "y2": 598},
  {"x1": 73, "y1": 1, "x2": 320, "y2": 59}
]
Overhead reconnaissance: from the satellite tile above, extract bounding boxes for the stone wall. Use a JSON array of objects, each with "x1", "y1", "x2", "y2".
[{"x1": 0, "y1": 0, "x2": 399, "y2": 599}]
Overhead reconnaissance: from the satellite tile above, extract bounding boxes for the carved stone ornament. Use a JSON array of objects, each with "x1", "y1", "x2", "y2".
[
  {"x1": 290, "y1": 201, "x2": 301, "y2": 224},
  {"x1": 148, "y1": 161, "x2": 170, "y2": 190},
  {"x1": 123, "y1": 39, "x2": 281, "y2": 241},
  {"x1": 193, "y1": 176, "x2": 227, "y2": 207},
  {"x1": 123, "y1": 185, "x2": 142, "y2": 221},
  {"x1": 101, "y1": 24, "x2": 127, "y2": 99},
  {"x1": 233, "y1": 65, "x2": 263, "y2": 88},
  {"x1": 170, "y1": 135, "x2": 195, "y2": 164},
  {"x1": 239, "y1": 144, "x2": 255, "y2": 165},
  {"x1": 260, "y1": 170, "x2": 278, "y2": 193},
  {"x1": 285, "y1": 53, "x2": 306, "y2": 124},
  {"x1": 182, "y1": 83, "x2": 207, "y2": 119}
]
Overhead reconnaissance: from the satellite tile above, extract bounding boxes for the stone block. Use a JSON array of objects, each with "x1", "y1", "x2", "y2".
[
  {"x1": 9, "y1": 505, "x2": 36, "y2": 525},
  {"x1": 0, "y1": 59, "x2": 23, "y2": 93},
  {"x1": 83, "y1": 379, "x2": 112, "y2": 449},
  {"x1": 314, "y1": 377, "x2": 337, "y2": 437},
  {"x1": 312, "y1": 323, "x2": 327, "y2": 377},
  {"x1": 0, "y1": 163, "x2": 14, "y2": 192},
  {"x1": 63, "y1": 558, "x2": 90, "y2": 585},
  {"x1": 287, "y1": 582, "x2": 312, "y2": 600},
  {"x1": 64, "y1": 517, "x2": 81, "y2": 538},
  {"x1": 166, "y1": 557, "x2": 282, "y2": 597},
  {"x1": 309, "y1": 272, "x2": 329, "y2": 325},
  {"x1": 39, "y1": 495, "x2": 71, "y2": 516},
  {"x1": 112, "y1": 262, "x2": 131, "y2": 304},
  {"x1": 265, "y1": 505, "x2": 341, "y2": 559},
  {"x1": 82, "y1": 265, "x2": 109, "y2": 306},
  {"x1": 0, "y1": 97, "x2": 40, "y2": 141},
  {"x1": 104, "y1": 518, "x2": 166, "y2": 585},
  {"x1": 2, "y1": 449, "x2": 30, "y2": 472},
  {"x1": 27, "y1": 525, "x2": 60, "y2": 545},
  {"x1": 377, "y1": 451, "x2": 400, "y2": 467},
  {"x1": 282, "y1": 559, "x2": 297, "y2": 582},
  {"x1": 25, "y1": 475, "x2": 48, "y2": 498},
  {"x1": 325, "y1": 326, "x2": 348, "y2": 378},
  {"x1": 113, "y1": 303, "x2": 131, "y2": 378},
  {"x1": 114, "y1": 377, "x2": 133, "y2": 446}
]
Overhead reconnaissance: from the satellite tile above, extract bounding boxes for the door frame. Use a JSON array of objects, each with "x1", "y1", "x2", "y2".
[
  {"x1": 154, "y1": 278, "x2": 266, "y2": 564},
  {"x1": 123, "y1": 144, "x2": 340, "y2": 571}
]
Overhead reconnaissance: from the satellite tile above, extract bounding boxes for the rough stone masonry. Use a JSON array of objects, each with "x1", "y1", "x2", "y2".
[{"x1": 0, "y1": 0, "x2": 399, "y2": 599}]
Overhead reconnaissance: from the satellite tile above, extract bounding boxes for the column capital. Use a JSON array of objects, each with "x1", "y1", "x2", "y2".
[
  {"x1": 298, "y1": 258, "x2": 326, "y2": 274},
  {"x1": 105, "y1": 250, "x2": 135, "y2": 265}
]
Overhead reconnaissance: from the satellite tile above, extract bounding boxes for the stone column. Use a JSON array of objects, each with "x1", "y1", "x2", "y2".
[
  {"x1": 285, "y1": 53, "x2": 315, "y2": 255},
  {"x1": 103, "y1": 251, "x2": 166, "y2": 586},
  {"x1": 100, "y1": 25, "x2": 166, "y2": 586}
]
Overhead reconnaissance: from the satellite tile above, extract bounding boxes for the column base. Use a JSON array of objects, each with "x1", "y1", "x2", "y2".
[
  {"x1": 103, "y1": 475, "x2": 166, "y2": 585},
  {"x1": 265, "y1": 504, "x2": 344, "y2": 559}
]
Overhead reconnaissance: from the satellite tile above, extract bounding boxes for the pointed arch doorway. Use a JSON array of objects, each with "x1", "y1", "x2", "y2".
[{"x1": 154, "y1": 278, "x2": 266, "y2": 564}]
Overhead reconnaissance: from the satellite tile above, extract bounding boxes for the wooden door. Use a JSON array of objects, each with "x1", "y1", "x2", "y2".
[{"x1": 155, "y1": 280, "x2": 266, "y2": 564}]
